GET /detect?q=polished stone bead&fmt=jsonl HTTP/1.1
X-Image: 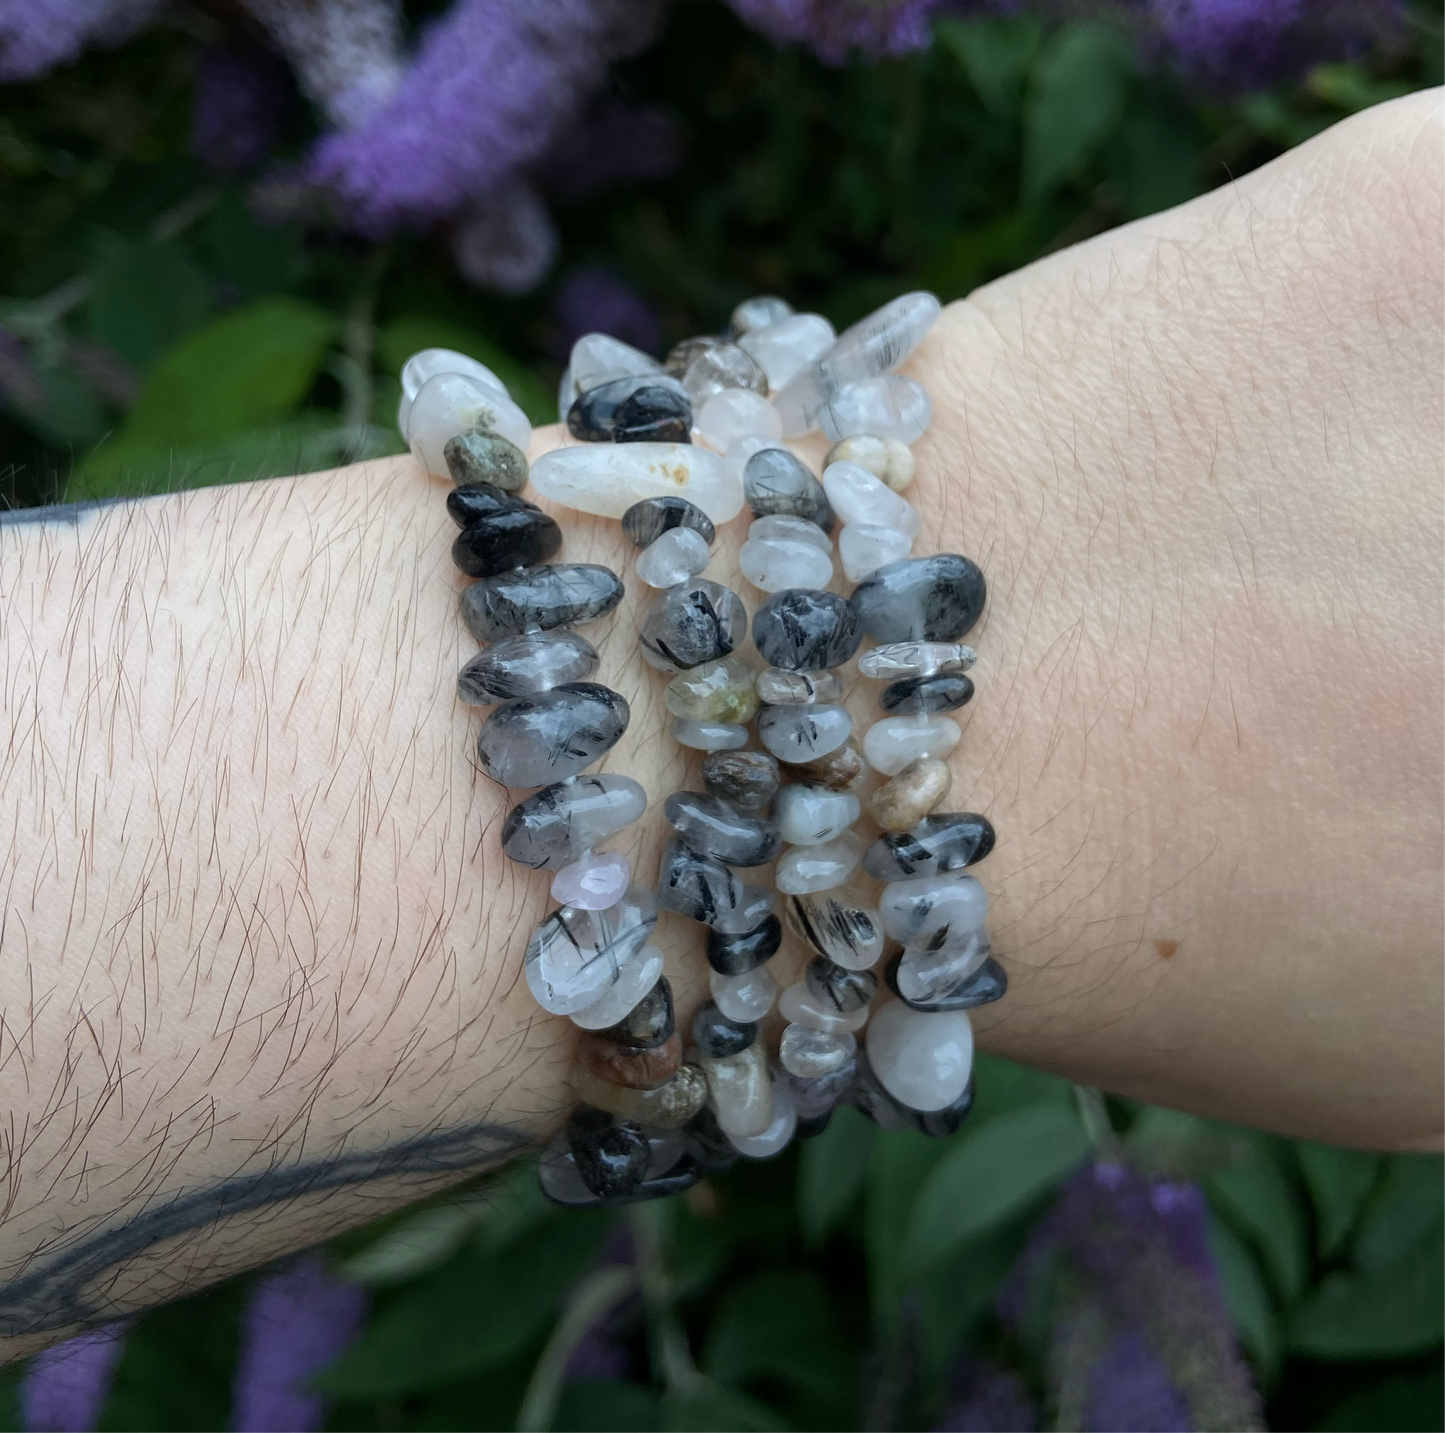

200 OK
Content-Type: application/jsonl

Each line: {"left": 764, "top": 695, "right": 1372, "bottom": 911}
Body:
{"left": 658, "top": 840, "right": 743, "bottom": 925}
{"left": 452, "top": 505, "right": 562, "bottom": 578}
{"left": 866, "top": 758, "right": 953, "bottom": 833}
{"left": 698, "top": 389, "right": 782, "bottom": 451}
{"left": 755, "top": 667, "right": 844, "bottom": 706}
{"left": 889, "top": 931, "right": 997, "bottom": 1010}
{"left": 867, "top": 1000, "right": 973, "bottom": 1112}
{"left": 566, "top": 1107, "right": 651, "bottom": 1198}
{"left": 700, "top": 750, "right": 780, "bottom": 812}
{"left": 785, "top": 885, "right": 884, "bottom": 970}
{"left": 775, "top": 830, "right": 866, "bottom": 894}
{"left": 848, "top": 1055, "right": 975, "bottom": 1137}
{"left": 501, "top": 774, "right": 646, "bottom": 869}
{"left": 664, "top": 791, "right": 780, "bottom": 866}
{"left": 880, "top": 673, "right": 974, "bottom": 715}
{"left": 851, "top": 554, "right": 987, "bottom": 643}
{"left": 539, "top": 1136, "right": 699, "bottom": 1207}
{"left": 639, "top": 578, "right": 747, "bottom": 672}
{"left": 838, "top": 523, "right": 913, "bottom": 581}
{"left": 692, "top": 1000, "right": 757, "bottom": 1058}
{"left": 477, "top": 683, "right": 629, "bottom": 787}
{"left": 780, "top": 739, "right": 869, "bottom": 791}
{"left": 888, "top": 950, "right": 1007, "bottom": 1012}
{"left": 749, "top": 514, "right": 833, "bottom": 553}
{"left": 572, "top": 1063, "right": 708, "bottom": 1129}
{"left": 879, "top": 873, "right": 988, "bottom": 947}
{"left": 857, "top": 640, "right": 977, "bottom": 681}
{"left": 806, "top": 955, "right": 878, "bottom": 1015}
{"left": 863, "top": 715, "right": 962, "bottom": 777}
{"left": 636, "top": 527, "right": 711, "bottom": 588}
{"left": 614, "top": 383, "right": 693, "bottom": 443}
{"left": 729, "top": 1078, "right": 797, "bottom": 1158}
{"left": 819, "top": 375, "right": 932, "bottom": 445}
{"left": 739, "top": 313, "right": 835, "bottom": 391}
{"left": 780, "top": 1062, "right": 858, "bottom": 1119}
{"left": 826, "top": 434, "right": 914, "bottom": 493}
{"left": 458, "top": 631, "right": 600, "bottom": 704}
{"left": 461, "top": 563, "right": 624, "bottom": 642}
{"left": 551, "top": 851, "right": 631, "bottom": 910}
{"left": 779, "top": 981, "right": 869, "bottom": 1036}
{"left": 711, "top": 883, "right": 776, "bottom": 935}
{"left": 621, "top": 495, "right": 716, "bottom": 548}
{"left": 739, "top": 535, "right": 834, "bottom": 592}
{"left": 677, "top": 340, "right": 769, "bottom": 408}
{"left": 585, "top": 971, "right": 674, "bottom": 1046}
{"left": 407, "top": 371, "right": 531, "bottom": 474}
{"left": 577, "top": 1031, "right": 682, "bottom": 1092}
{"left": 728, "top": 294, "right": 793, "bottom": 338}
{"left": 446, "top": 480, "right": 535, "bottom": 529}
{"left": 572, "top": 947, "right": 668, "bottom": 1033}
{"left": 701, "top": 1041, "right": 772, "bottom": 1138}
{"left": 864, "top": 813, "right": 996, "bottom": 881}
{"left": 664, "top": 657, "right": 759, "bottom": 724}
{"left": 776, "top": 784, "right": 860, "bottom": 846}
{"left": 758, "top": 703, "right": 853, "bottom": 763}
{"left": 672, "top": 718, "right": 749, "bottom": 751}
{"left": 444, "top": 430, "right": 529, "bottom": 492}
{"left": 401, "top": 347, "right": 508, "bottom": 412}
{"left": 780, "top": 1025, "right": 856, "bottom": 1079}
{"left": 705, "top": 914, "right": 783, "bottom": 975}
{"left": 665, "top": 335, "right": 723, "bottom": 377}
{"left": 753, "top": 591, "right": 860, "bottom": 673}
{"left": 710, "top": 963, "right": 779, "bottom": 1021}
{"left": 569, "top": 332, "right": 661, "bottom": 395}
{"left": 525, "top": 886, "right": 658, "bottom": 1015}
{"left": 531, "top": 443, "right": 743, "bottom": 523}
{"left": 822, "top": 461, "right": 920, "bottom": 537}
{"left": 743, "top": 448, "right": 835, "bottom": 531}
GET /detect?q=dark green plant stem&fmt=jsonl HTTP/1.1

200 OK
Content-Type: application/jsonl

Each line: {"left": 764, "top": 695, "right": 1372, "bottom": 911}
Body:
{"left": 630, "top": 1202, "right": 704, "bottom": 1397}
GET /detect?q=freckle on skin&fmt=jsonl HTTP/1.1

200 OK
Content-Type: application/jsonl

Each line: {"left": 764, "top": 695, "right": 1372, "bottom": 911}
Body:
{"left": 1154, "top": 939, "right": 1179, "bottom": 959}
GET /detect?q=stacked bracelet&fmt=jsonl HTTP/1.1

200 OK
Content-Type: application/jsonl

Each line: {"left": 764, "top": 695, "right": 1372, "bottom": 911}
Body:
{"left": 394, "top": 289, "right": 1007, "bottom": 1209}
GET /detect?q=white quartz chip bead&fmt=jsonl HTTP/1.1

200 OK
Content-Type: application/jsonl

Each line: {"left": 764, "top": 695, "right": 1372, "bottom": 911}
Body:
{"left": 569, "top": 332, "right": 662, "bottom": 395}
{"left": 839, "top": 523, "right": 913, "bottom": 581}
{"left": 858, "top": 641, "right": 977, "bottom": 680}
{"left": 820, "top": 375, "right": 933, "bottom": 445}
{"left": 398, "top": 347, "right": 509, "bottom": 430}
{"left": 749, "top": 514, "right": 833, "bottom": 553}
{"left": 729, "top": 1077, "right": 797, "bottom": 1158}
{"left": 867, "top": 1000, "right": 974, "bottom": 1112}
{"left": 880, "top": 873, "right": 988, "bottom": 946}
{"left": 863, "top": 714, "right": 962, "bottom": 776}
{"left": 758, "top": 703, "right": 852, "bottom": 763}
{"left": 406, "top": 372, "right": 532, "bottom": 475}
{"left": 739, "top": 313, "right": 836, "bottom": 391}
{"left": 821, "top": 292, "right": 942, "bottom": 388}
{"left": 636, "top": 527, "right": 711, "bottom": 587}
{"left": 724, "top": 433, "right": 789, "bottom": 486}
{"left": 551, "top": 851, "right": 631, "bottom": 910}
{"left": 739, "top": 535, "right": 834, "bottom": 593}
{"left": 822, "top": 461, "right": 920, "bottom": 536}
{"left": 780, "top": 1025, "right": 856, "bottom": 1078}
{"left": 697, "top": 389, "right": 783, "bottom": 451}
{"left": 568, "top": 944, "right": 666, "bottom": 1030}
{"left": 776, "top": 784, "right": 860, "bottom": 846}
{"left": 672, "top": 718, "right": 749, "bottom": 751}
{"left": 775, "top": 830, "right": 866, "bottom": 894}
{"left": 530, "top": 442, "right": 744, "bottom": 523}
{"left": 779, "top": 981, "right": 870, "bottom": 1036}
{"left": 710, "top": 964, "right": 779, "bottom": 1022}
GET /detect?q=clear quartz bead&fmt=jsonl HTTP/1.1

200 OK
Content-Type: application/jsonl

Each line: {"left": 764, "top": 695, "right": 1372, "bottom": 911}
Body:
{"left": 822, "top": 293, "right": 941, "bottom": 387}
{"left": 755, "top": 667, "right": 844, "bottom": 706}
{"left": 839, "top": 523, "right": 913, "bottom": 581}
{"left": 879, "top": 873, "right": 988, "bottom": 946}
{"left": 897, "top": 928, "right": 992, "bottom": 1002}
{"left": 570, "top": 332, "right": 662, "bottom": 394}
{"left": 730, "top": 295, "right": 793, "bottom": 337}
{"left": 672, "top": 718, "right": 749, "bottom": 751}
{"left": 636, "top": 527, "right": 712, "bottom": 587}
{"left": 862, "top": 714, "right": 962, "bottom": 776}
{"left": 697, "top": 389, "right": 783, "bottom": 451}
{"left": 749, "top": 515, "right": 833, "bottom": 553}
{"left": 857, "top": 641, "right": 977, "bottom": 680}
{"left": 775, "top": 830, "right": 866, "bottom": 894}
{"left": 780, "top": 1025, "right": 856, "bottom": 1079}
{"left": 778, "top": 981, "right": 869, "bottom": 1036}
{"left": 502, "top": 775, "right": 647, "bottom": 870}
{"left": 757, "top": 704, "right": 852, "bottom": 762}
{"left": 826, "top": 434, "right": 915, "bottom": 493}
{"left": 530, "top": 443, "right": 743, "bottom": 523}
{"left": 525, "top": 886, "right": 658, "bottom": 1015}
{"left": 739, "top": 313, "right": 836, "bottom": 391}
{"left": 406, "top": 372, "right": 531, "bottom": 474}
{"left": 819, "top": 375, "right": 932, "bottom": 445}
{"left": 550, "top": 851, "right": 631, "bottom": 910}
{"left": 724, "top": 433, "right": 789, "bottom": 487}
{"left": 822, "top": 461, "right": 920, "bottom": 536}
{"left": 399, "top": 348, "right": 508, "bottom": 429}
{"left": 784, "top": 885, "right": 885, "bottom": 970}
{"left": 728, "top": 1077, "right": 797, "bottom": 1158}
{"left": 775, "top": 784, "right": 860, "bottom": 846}
{"left": 664, "top": 657, "right": 759, "bottom": 725}
{"left": 569, "top": 945, "right": 666, "bottom": 1030}
{"left": 681, "top": 341, "right": 768, "bottom": 407}
{"left": 710, "top": 964, "right": 780, "bottom": 1022}
{"left": 867, "top": 1000, "right": 974, "bottom": 1112}
{"left": 701, "top": 1041, "right": 772, "bottom": 1137}
{"left": 739, "top": 536, "right": 834, "bottom": 593}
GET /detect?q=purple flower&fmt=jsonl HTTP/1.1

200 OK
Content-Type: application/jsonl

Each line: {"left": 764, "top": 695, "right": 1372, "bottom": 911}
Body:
{"left": 933, "top": 1357, "right": 1036, "bottom": 1431}
{"left": 0, "top": 0, "right": 161, "bottom": 82}
{"left": 192, "top": 42, "right": 290, "bottom": 175}
{"left": 538, "top": 99, "right": 684, "bottom": 203}
{"left": 1081, "top": 1331, "right": 1193, "bottom": 1433}
{"left": 723, "top": 0, "right": 949, "bottom": 63}
{"left": 550, "top": 267, "right": 661, "bottom": 360}
{"left": 21, "top": 1323, "right": 127, "bottom": 1433}
{"left": 231, "top": 1255, "right": 367, "bottom": 1433}
{"left": 451, "top": 182, "right": 558, "bottom": 295}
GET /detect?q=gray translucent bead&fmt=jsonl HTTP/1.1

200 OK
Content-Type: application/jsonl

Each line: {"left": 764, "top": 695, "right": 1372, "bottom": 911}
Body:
{"left": 755, "top": 667, "right": 844, "bottom": 707}
{"left": 785, "top": 884, "right": 885, "bottom": 970}
{"left": 700, "top": 750, "right": 780, "bottom": 812}
{"left": 621, "top": 496, "right": 716, "bottom": 548}
{"left": 857, "top": 641, "right": 977, "bottom": 681}
{"left": 806, "top": 956, "right": 878, "bottom": 1015}
{"left": 501, "top": 775, "right": 647, "bottom": 870}
{"left": 752, "top": 589, "right": 861, "bottom": 671}
{"left": 681, "top": 341, "right": 769, "bottom": 407}
{"left": 775, "top": 830, "right": 866, "bottom": 895}
{"left": 775, "top": 783, "right": 860, "bottom": 845}
{"left": 639, "top": 578, "right": 748, "bottom": 672}
{"left": 569, "top": 332, "right": 662, "bottom": 396}
{"left": 524, "top": 885, "right": 659, "bottom": 1015}
{"left": 729, "top": 295, "right": 793, "bottom": 338}
{"left": 780, "top": 1025, "right": 856, "bottom": 1079}
{"left": 461, "top": 563, "right": 625, "bottom": 642}
{"left": 850, "top": 554, "right": 986, "bottom": 644}
{"left": 664, "top": 792, "right": 781, "bottom": 867}
{"left": 818, "top": 375, "right": 933, "bottom": 445}
{"left": 821, "top": 292, "right": 941, "bottom": 388}
{"left": 657, "top": 839, "right": 744, "bottom": 925}
{"left": 779, "top": 1061, "right": 857, "bottom": 1119}
{"left": 749, "top": 515, "right": 833, "bottom": 553}
{"left": 711, "top": 883, "right": 776, "bottom": 935}
{"left": 757, "top": 703, "right": 853, "bottom": 763}
{"left": 637, "top": 527, "right": 711, "bottom": 588}
{"left": 743, "top": 449, "right": 835, "bottom": 531}
{"left": 895, "top": 929, "right": 992, "bottom": 1007}
{"left": 672, "top": 718, "right": 749, "bottom": 751}
{"left": 879, "top": 873, "right": 988, "bottom": 948}
{"left": 457, "top": 631, "right": 599, "bottom": 703}
{"left": 864, "top": 813, "right": 996, "bottom": 881}
{"left": 476, "top": 683, "right": 629, "bottom": 787}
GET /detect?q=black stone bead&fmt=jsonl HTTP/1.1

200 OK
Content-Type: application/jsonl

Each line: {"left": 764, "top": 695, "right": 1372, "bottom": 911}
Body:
{"left": 879, "top": 673, "right": 976, "bottom": 716}
{"left": 540, "top": 1143, "right": 700, "bottom": 1207}
{"left": 795, "top": 1110, "right": 833, "bottom": 1141}
{"left": 805, "top": 956, "right": 877, "bottom": 1015}
{"left": 621, "top": 496, "right": 716, "bottom": 549}
{"left": 752, "top": 589, "right": 862, "bottom": 672}
{"left": 743, "top": 448, "right": 835, "bottom": 532}
{"left": 595, "top": 975, "right": 675, "bottom": 1049}
{"left": 657, "top": 840, "right": 743, "bottom": 925}
{"left": 664, "top": 791, "right": 780, "bottom": 867}
{"left": 884, "top": 954, "right": 1008, "bottom": 1012}
{"left": 568, "top": 376, "right": 688, "bottom": 441}
{"left": 447, "top": 481, "right": 538, "bottom": 528}
{"left": 444, "top": 429, "right": 528, "bottom": 492}
{"left": 639, "top": 579, "right": 747, "bottom": 672}
{"left": 566, "top": 1106, "right": 650, "bottom": 1199}
{"left": 705, "top": 915, "right": 782, "bottom": 975}
{"left": 460, "top": 563, "right": 625, "bottom": 642}
{"left": 683, "top": 1107, "right": 738, "bottom": 1175}
{"left": 451, "top": 506, "right": 561, "bottom": 578}
{"left": 863, "top": 813, "right": 996, "bottom": 882}
{"left": 850, "top": 553, "right": 987, "bottom": 644}
{"left": 700, "top": 750, "right": 780, "bottom": 813}
{"left": 613, "top": 384, "right": 692, "bottom": 443}
{"left": 691, "top": 1000, "right": 757, "bottom": 1058}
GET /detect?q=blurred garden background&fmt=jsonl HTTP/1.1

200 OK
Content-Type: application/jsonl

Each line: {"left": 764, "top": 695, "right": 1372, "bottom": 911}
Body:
{"left": 0, "top": 0, "right": 1442, "bottom": 1429}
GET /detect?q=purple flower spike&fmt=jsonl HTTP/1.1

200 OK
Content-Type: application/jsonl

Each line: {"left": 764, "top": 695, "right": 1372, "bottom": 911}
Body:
{"left": 0, "top": 0, "right": 162, "bottom": 82}
{"left": 1082, "top": 1331, "right": 1193, "bottom": 1432}
{"left": 231, "top": 1255, "right": 367, "bottom": 1433}
{"left": 724, "top": 0, "right": 949, "bottom": 63}
{"left": 21, "top": 1322, "right": 127, "bottom": 1433}
{"left": 933, "top": 1356, "right": 1037, "bottom": 1431}
{"left": 551, "top": 267, "right": 661, "bottom": 361}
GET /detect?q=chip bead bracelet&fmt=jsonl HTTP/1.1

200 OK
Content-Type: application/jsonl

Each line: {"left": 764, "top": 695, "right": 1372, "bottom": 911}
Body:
{"left": 394, "top": 291, "right": 1008, "bottom": 1208}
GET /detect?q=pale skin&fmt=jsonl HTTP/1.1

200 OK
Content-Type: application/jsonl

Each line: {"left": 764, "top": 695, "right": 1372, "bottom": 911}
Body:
{"left": 0, "top": 92, "right": 1439, "bottom": 1358}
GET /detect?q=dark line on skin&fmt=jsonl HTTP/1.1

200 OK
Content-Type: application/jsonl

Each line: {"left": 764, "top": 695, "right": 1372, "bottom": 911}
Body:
{"left": 0, "top": 1117, "right": 526, "bottom": 1336}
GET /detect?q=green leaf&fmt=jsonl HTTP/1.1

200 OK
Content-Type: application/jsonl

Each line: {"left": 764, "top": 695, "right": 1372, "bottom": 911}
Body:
{"left": 662, "top": 1382, "right": 791, "bottom": 1432}
{"left": 1206, "top": 1213, "right": 1279, "bottom": 1377}
{"left": 86, "top": 235, "right": 211, "bottom": 371}
{"left": 799, "top": 1103, "right": 875, "bottom": 1245}
{"left": 1022, "top": 22, "right": 1134, "bottom": 202}
{"left": 555, "top": 1380, "right": 663, "bottom": 1432}
{"left": 702, "top": 1269, "right": 855, "bottom": 1404}
{"left": 337, "top": 1200, "right": 487, "bottom": 1286}
{"left": 377, "top": 316, "right": 554, "bottom": 426}
{"left": 1207, "top": 1137, "right": 1310, "bottom": 1307}
{"left": 1315, "top": 1367, "right": 1445, "bottom": 1433}
{"left": 914, "top": 1222, "right": 1028, "bottom": 1381}
{"left": 902, "top": 1103, "right": 1091, "bottom": 1275}
{"left": 1111, "top": 102, "right": 1205, "bottom": 220}
{"left": 1352, "top": 1154, "right": 1444, "bottom": 1272}
{"left": 937, "top": 16, "right": 1044, "bottom": 121}
{"left": 866, "top": 1128, "right": 953, "bottom": 1323}
{"left": 970, "top": 1053, "right": 1074, "bottom": 1122}
{"left": 1295, "top": 1141, "right": 1381, "bottom": 1260}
